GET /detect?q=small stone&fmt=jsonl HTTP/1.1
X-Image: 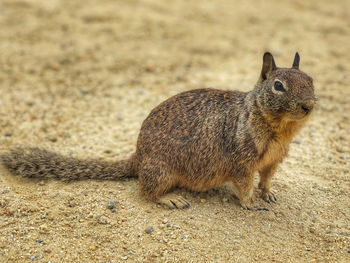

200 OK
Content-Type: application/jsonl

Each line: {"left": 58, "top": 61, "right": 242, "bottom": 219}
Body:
{"left": 98, "top": 216, "right": 108, "bottom": 224}
{"left": 39, "top": 224, "right": 48, "bottom": 233}
{"left": 89, "top": 244, "right": 97, "bottom": 250}
{"left": 145, "top": 226, "right": 153, "bottom": 234}
{"left": 162, "top": 218, "right": 169, "bottom": 224}
{"left": 122, "top": 256, "right": 128, "bottom": 260}
{"left": 336, "top": 64, "right": 345, "bottom": 71}
{"left": 47, "top": 137, "right": 57, "bottom": 143}
{"left": 222, "top": 198, "right": 228, "bottom": 202}
{"left": 309, "top": 227, "right": 315, "bottom": 234}
{"left": 200, "top": 198, "right": 206, "bottom": 203}
{"left": 107, "top": 200, "right": 117, "bottom": 210}
{"left": 145, "top": 65, "right": 155, "bottom": 72}
{"left": 4, "top": 133, "right": 12, "bottom": 137}
{"left": 35, "top": 238, "right": 46, "bottom": 243}
{"left": 2, "top": 188, "right": 10, "bottom": 194}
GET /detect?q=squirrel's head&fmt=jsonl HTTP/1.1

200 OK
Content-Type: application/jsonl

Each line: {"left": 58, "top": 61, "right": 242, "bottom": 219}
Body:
{"left": 255, "top": 52, "right": 316, "bottom": 121}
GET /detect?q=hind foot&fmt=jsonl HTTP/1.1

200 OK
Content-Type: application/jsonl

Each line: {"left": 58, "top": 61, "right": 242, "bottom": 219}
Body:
{"left": 261, "top": 191, "right": 277, "bottom": 203}
{"left": 158, "top": 194, "right": 190, "bottom": 209}
{"left": 239, "top": 196, "right": 254, "bottom": 210}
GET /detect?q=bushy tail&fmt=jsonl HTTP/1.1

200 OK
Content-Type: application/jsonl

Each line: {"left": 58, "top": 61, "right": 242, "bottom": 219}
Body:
{"left": 0, "top": 147, "right": 136, "bottom": 181}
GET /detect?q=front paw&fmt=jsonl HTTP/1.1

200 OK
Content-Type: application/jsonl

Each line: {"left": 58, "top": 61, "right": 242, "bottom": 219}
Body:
{"left": 261, "top": 191, "right": 277, "bottom": 203}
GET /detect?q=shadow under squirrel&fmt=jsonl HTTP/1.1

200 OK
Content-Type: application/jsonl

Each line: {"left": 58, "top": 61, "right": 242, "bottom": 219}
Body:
{"left": 1, "top": 52, "right": 316, "bottom": 210}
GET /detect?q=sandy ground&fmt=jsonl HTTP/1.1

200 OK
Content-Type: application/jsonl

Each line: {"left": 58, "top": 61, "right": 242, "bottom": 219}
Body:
{"left": 0, "top": 0, "right": 349, "bottom": 262}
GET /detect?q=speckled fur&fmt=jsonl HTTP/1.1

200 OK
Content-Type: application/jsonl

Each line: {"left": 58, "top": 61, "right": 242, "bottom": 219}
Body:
{"left": 0, "top": 52, "right": 315, "bottom": 209}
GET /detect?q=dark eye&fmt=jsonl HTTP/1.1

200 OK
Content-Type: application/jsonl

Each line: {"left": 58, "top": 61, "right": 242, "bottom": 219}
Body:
{"left": 274, "top": 81, "right": 285, "bottom": 92}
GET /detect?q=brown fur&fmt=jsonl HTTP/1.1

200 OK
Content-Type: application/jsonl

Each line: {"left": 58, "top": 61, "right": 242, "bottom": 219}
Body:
{"left": 0, "top": 52, "right": 315, "bottom": 209}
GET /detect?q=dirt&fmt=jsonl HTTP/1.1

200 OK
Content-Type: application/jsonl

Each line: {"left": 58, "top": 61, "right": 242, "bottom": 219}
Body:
{"left": 0, "top": 0, "right": 349, "bottom": 262}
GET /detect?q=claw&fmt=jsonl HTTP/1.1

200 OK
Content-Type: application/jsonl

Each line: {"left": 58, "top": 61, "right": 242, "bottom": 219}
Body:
{"left": 158, "top": 194, "right": 190, "bottom": 209}
{"left": 241, "top": 204, "right": 269, "bottom": 211}
{"left": 255, "top": 207, "right": 269, "bottom": 211}
{"left": 261, "top": 192, "right": 277, "bottom": 203}
{"left": 240, "top": 203, "right": 253, "bottom": 210}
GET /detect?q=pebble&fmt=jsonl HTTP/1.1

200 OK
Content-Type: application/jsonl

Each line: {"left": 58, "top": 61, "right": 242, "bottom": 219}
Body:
{"left": 80, "top": 90, "right": 89, "bottom": 95}
{"left": 35, "top": 238, "right": 46, "bottom": 243}
{"left": 162, "top": 218, "right": 169, "bottom": 224}
{"left": 47, "top": 136, "right": 57, "bottom": 143}
{"left": 107, "top": 200, "right": 117, "bottom": 211}
{"left": 2, "top": 188, "right": 10, "bottom": 194}
{"left": 200, "top": 198, "right": 206, "bottom": 203}
{"left": 98, "top": 216, "right": 108, "bottom": 224}
{"left": 89, "top": 244, "right": 97, "bottom": 250}
{"left": 39, "top": 224, "right": 48, "bottom": 233}
{"left": 145, "top": 226, "right": 153, "bottom": 234}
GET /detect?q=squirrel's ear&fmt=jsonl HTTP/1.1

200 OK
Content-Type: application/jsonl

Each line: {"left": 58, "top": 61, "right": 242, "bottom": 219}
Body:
{"left": 259, "top": 52, "right": 276, "bottom": 83}
{"left": 292, "top": 52, "right": 300, "bottom": 69}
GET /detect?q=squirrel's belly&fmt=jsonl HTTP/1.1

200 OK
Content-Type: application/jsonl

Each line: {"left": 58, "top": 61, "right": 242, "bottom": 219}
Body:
{"left": 176, "top": 173, "right": 229, "bottom": 192}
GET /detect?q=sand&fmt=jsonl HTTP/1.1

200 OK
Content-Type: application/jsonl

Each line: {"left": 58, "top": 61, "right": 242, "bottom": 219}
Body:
{"left": 0, "top": 0, "right": 349, "bottom": 262}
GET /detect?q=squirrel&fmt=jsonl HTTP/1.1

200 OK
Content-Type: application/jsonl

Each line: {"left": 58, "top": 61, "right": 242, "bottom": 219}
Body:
{"left": 0, "top": 52, "right": 315, "bottom": 210}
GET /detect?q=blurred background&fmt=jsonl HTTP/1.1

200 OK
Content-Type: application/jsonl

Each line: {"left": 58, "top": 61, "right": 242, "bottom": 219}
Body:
{"left": 0, "top": 0, "right": 349, "bottom": 262}
{"left": 0, "top": 0, "right": 349, "bottom": 153}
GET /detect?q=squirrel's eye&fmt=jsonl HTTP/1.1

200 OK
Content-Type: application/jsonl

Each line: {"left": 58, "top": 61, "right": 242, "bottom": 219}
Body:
{"left": 274, "top": 81, "right": 285, "bottom": 92}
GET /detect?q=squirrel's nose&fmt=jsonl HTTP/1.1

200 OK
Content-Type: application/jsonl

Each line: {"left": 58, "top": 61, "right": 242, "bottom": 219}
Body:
{"left": 300, "top": 99, "right": 315, "bottom": 113}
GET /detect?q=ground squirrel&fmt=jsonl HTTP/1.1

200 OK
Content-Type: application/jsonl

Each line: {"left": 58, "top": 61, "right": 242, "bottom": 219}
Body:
{"left": 1, "top": 52, "right": 315, "bottom": 210}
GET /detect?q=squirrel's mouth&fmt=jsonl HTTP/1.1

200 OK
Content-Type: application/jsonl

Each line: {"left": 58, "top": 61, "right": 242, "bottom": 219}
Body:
{"left": 286, "top": 110, "right": 313, "bottom": 121}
